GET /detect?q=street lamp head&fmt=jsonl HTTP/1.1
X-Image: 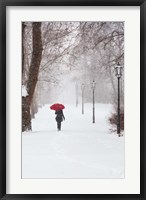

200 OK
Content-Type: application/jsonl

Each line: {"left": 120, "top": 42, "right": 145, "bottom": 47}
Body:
{"left": 91, "top": 79, "right": 96, "bottom": 89}
{"left": 115, "top": 62, "right": 123, "bottom": 78}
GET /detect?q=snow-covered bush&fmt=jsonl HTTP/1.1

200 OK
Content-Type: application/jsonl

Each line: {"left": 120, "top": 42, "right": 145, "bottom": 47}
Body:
{"left": 109, "top": 109, "right": 124, "bottom": 133}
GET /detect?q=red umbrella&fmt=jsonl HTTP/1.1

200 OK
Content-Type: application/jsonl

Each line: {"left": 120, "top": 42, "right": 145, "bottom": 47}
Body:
{"left": 50, "top": 103, "right": 65, "bottom": 111}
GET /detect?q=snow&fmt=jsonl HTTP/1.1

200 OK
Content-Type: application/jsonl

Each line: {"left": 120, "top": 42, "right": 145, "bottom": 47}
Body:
{"left": 22, "top": 103, "right": 124, "bottom": 179}
{"left": 22, "top": 85, "right": 28, "bottom": 97}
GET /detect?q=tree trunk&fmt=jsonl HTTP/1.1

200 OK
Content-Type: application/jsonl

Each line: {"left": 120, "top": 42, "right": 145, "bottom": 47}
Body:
{"left": 31, "top": 88, "right": 39, "bottom": 119}
{"left": 22, "top": 22, "right": 42, "bottom": 132}
{"left": 22, "top": 22, "right": 26, "bottom": 76}
{"left": 22, "top": 96, "right": 32, "bottom": 131}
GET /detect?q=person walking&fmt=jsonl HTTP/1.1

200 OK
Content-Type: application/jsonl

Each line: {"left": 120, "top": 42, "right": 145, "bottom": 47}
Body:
{"left": 55, "top": 110, "right": 65, "bottom": 131}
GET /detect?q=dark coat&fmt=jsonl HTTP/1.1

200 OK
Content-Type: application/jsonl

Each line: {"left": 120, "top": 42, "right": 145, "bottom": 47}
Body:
{"left": 55, "top": 110, "right": 65, "bottom": 122}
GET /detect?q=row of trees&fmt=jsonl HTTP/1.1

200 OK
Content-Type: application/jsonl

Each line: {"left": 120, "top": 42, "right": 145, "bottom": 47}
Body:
{"left": 22, "top": 21, "right": 124, "bottom": 132}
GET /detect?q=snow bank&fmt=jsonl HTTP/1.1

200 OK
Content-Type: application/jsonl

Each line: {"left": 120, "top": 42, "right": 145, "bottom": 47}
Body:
{"left": 22, "top": 85, "right": 28, "bottom": 97}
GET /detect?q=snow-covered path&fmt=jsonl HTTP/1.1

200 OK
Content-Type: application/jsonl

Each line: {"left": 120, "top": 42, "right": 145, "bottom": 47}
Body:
{"left": 22, "top": 103, "right": 124, "bottom": 179}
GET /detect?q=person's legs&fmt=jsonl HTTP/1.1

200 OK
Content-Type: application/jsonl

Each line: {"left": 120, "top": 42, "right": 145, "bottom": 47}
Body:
{"left": 59, "top": 122, "right": 61, "bottom": 130}
{"left": 57, "top": 122, "right": 59, "bottom": 130}
{"left": 57, "top": 122, "right": 61, "bottom": 130}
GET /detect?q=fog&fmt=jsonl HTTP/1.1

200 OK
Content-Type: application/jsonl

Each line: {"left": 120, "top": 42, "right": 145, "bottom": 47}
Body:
{"left": 23, "top": 21, "right": 124, "bottom": 108}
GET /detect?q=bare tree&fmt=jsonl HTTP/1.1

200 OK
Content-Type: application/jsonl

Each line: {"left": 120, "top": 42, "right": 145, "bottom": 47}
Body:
{"left": 22, "top": 22, "right": 43, "bottom": 132}
{"left": 69, "top": 22, "right": 124, "bottom": 104}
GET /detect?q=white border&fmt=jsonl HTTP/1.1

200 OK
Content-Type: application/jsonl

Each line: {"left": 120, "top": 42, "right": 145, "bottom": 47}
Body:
{"left": 6, "top": 6, "right": 140, "bottom": 194}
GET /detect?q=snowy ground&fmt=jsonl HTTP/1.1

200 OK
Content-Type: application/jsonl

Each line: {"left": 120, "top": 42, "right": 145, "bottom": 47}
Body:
{"left": 22, "top": 103, "right": 124, "bottom": 179}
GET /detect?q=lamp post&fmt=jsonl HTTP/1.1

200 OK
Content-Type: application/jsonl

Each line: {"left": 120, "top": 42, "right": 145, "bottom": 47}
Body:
{"left": 81, "top": 83, "right": 85, "bottom": 114}
{"left": 115, "top": 62, "right": 123, "bottom": 136}
{"left": 91, "top": 80, "right": 96, "bottom": 123}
